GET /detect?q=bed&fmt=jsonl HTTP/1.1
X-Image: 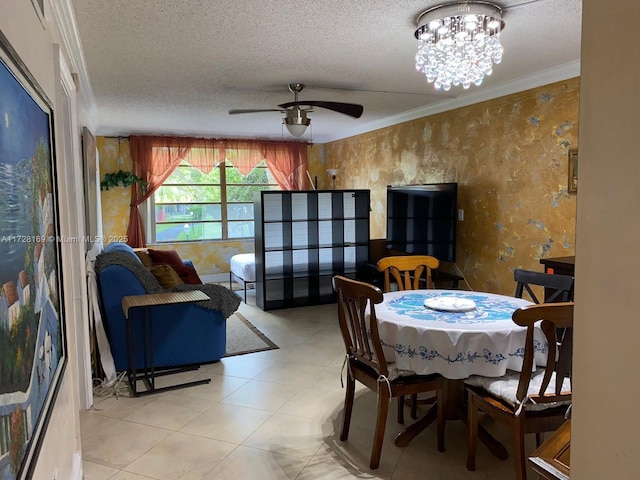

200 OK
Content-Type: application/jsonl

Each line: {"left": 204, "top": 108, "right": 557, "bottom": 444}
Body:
{"left": 230, "top": 253, "right": 256, "bottom": 302}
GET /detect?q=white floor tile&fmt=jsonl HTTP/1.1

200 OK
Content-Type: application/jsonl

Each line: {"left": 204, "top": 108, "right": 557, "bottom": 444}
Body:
{"left": 180, "top": 402, "right": 273, "bottom": 444}
{"left": 123, "top": 431, "right": 235, "bottom": 480}
{"left": 201, "top": 445, "right": 308, "bottom": 480}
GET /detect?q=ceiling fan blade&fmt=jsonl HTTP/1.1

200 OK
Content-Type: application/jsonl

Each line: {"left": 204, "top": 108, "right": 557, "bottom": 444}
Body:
{"left": 228, "top": 108, "right": 284, "bottom": 115}
{"left": 278, "top": 101, "right": 364, "bottom": 118}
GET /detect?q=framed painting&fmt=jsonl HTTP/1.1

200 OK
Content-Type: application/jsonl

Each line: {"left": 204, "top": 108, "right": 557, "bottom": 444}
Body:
{"left": 568, "top": 149, "right": 578, "bottom": 194}
{"left": 0, "top": 31, "right": 67, "bottom": 479}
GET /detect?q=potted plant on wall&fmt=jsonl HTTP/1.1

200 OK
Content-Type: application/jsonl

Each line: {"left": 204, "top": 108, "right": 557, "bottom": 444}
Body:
{"left": 100, "top": 170, "right": 148, "bottom": 192}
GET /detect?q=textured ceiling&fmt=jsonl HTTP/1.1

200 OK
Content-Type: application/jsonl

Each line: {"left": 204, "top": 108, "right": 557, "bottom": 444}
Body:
{"left": 71, "top": 0, "right": 582, "bottom": 143}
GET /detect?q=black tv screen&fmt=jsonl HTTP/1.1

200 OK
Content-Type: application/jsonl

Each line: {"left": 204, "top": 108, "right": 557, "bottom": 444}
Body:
{"left": 386, "top": 183, "right": 458, "bottom": 263}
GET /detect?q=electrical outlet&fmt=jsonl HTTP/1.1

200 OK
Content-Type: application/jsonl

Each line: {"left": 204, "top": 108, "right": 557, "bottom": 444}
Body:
{"left": 457, "top": 209, "right": 464, "bottom": 221}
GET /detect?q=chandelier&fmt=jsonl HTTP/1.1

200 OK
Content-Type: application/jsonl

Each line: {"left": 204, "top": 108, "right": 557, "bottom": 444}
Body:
{"left": 414, "top": 1, "right": 505, "bottom": 91}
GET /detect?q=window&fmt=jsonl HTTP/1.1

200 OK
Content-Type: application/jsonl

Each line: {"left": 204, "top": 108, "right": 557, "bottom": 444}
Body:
{"left": 151, "top": 159, "right": 279, "bottom": 242}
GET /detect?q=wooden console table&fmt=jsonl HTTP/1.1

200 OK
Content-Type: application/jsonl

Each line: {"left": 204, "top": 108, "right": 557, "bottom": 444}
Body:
{"left": 529, "top": 419, "right": 571, "bottom": 480}
{"left": 122, "top": 290, "right": 211, "bottom": 396}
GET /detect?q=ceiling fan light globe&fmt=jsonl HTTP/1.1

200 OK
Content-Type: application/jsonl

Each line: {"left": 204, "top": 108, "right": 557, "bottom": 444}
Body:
{"left": 283, "top": 109, "right": 311, "bottom": 137}
{"left": 285, "top": 123, "right": 308, "bottom": 137}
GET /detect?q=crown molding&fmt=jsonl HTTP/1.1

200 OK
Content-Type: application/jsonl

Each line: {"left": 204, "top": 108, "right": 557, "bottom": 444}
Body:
{"left": 316, "top": 60, "right": 581, "bottom": 144}
{"left": 49, "top": 0, "right": 99, "bottom": 129}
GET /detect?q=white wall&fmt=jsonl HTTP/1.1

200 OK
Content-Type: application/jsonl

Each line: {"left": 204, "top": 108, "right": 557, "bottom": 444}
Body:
{"left": 0, "top": 1, "right": 90, "bottom": 479}
{"left": 572, "top": 0, "right": 640, "bottom": 477}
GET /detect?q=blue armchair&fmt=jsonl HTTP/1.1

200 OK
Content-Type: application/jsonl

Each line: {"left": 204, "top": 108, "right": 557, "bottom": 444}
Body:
{"left": 95, "top": 243, "right": 235, "bottom": 372}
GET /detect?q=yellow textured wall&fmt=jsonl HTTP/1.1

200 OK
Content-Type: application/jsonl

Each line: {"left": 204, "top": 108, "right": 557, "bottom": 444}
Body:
{"left": 319, "top": 78, "right": 579, "bottom": 295}
{"left": 97, "top": 137, "right": 253, "bottom": 275}
{"left": 97, "top": 137, "right": 131, "bottom": 242}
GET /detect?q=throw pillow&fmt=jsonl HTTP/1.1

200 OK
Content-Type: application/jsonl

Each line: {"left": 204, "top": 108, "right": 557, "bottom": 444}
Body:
{"left": 134, "top": 249, "right": 153, "bottom": 267}
{"left": 148, "top": 248, "right": 183, "bottom": 266}
{"left": 172, "top": 264, "right": 203, "bottom": 285}
{"left": 147, "top": 264, "right": 185, "bottom": 289}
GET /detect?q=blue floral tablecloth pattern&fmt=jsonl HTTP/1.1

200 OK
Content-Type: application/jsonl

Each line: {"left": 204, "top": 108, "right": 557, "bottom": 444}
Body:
{"left": 385, "top": 291, "right": 529, "bottom": 324}
{"left": 376, "top": 290, "right": 547, "bottom": 378}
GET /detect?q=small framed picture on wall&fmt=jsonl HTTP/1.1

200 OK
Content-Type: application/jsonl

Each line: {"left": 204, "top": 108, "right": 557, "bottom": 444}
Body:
{"left": 568, "top": 149, "right": 578, "bottom": 194}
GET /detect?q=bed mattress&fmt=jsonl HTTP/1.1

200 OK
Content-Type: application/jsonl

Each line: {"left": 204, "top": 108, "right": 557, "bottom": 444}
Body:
{"left": 230, "top": 253, "right": 256, "bottom": 282}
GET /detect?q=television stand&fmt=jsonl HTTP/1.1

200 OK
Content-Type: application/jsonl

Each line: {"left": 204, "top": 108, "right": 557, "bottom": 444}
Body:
{"left": 432, "top": 270, "right": 462, "bottom": 289}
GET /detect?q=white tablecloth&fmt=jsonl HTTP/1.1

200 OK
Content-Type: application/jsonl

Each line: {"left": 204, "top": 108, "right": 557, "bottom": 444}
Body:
{"left": 375, "top": 290, "right": 547, "bottom": 380}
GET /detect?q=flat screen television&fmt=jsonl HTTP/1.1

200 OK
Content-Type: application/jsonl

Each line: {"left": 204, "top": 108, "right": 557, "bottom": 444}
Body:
{"left": 386, "top": 183, "right": 458, "bottom": 263}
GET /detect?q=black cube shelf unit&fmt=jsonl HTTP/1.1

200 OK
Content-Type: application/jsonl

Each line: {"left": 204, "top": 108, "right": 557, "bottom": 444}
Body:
{"left": 254, "top": 189, "right": 371, "bottom": 310}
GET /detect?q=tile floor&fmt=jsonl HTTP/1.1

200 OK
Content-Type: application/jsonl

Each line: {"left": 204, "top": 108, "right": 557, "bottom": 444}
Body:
{"left": 81, "top": 291, "right": 537, "bottom": 480}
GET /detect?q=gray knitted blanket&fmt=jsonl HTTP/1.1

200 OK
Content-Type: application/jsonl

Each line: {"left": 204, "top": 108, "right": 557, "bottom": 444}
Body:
{"left": 95, "top": 251, "right": 241, "bottom": 318}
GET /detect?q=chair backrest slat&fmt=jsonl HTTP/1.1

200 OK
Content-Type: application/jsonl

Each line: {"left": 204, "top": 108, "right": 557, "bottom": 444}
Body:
{"left": 377, "top": 255, "right": 440, "bottom": 292}
{"left": 514, "top": 268, "right": 574, "bottom": 304}
{"left": 512, "top": 302, "right": 574, "bottom": 405}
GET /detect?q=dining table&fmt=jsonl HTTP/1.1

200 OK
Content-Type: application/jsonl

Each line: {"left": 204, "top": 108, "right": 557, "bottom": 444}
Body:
{"left": 371, "top": 289, "right": 547, "bottom": 458}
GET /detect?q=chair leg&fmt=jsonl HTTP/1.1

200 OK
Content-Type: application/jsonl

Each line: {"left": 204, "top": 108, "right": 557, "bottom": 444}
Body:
{"left": 513, "top": 416, "right": 528, "bottom": 480}
{"left": 340, "top": 374, "right": 356, "bottom": 441}
{"left": 397, "top": 396, "right": 405, "bottom": 424}
{"left": 535, "top": 432, "right": 542, "bottom": 447}
{"left": 436, "top": 387, "right": 445, "bottom": 453}
{"left": 370, "top": 385, "right": 390, "bottom": 469}
{"left": 411, "top": 394, "right": 418, "bottom": 419}
{"left": 466, "top": 394, "right": 478, "bottom": 471}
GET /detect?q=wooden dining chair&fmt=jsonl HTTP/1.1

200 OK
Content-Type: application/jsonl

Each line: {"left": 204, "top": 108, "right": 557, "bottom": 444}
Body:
{"left": 377, "top": 255, "right": 440, "bottom": 292}
{"left": 332, "top": 275, "right": 445, "bottom": 469}
{"left": 514, "top": 268, "right": 574, "bottom": 303}
{"left": 377, "top": 254, "right": 440, "bottom": 419}
{"left": 465, "top": 302, "right": 574, "bottom": 480}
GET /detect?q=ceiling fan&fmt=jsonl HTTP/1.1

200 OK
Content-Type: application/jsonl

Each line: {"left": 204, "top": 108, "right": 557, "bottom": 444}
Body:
{"left": 228, "top": 83, "right": 364, "bottom": 137}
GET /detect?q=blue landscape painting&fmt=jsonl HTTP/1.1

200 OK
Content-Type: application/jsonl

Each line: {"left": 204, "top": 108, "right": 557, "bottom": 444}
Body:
{"left": 0, "top": 48, "right": 64, "bottom": 480}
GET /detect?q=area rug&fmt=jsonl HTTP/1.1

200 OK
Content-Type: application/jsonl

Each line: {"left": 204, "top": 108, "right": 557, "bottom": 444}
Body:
{"left": 214, "top": 280, "right": 245, "bottom": 292}
{"left": 225, "top": 312, "right": 278, "bottom": 357}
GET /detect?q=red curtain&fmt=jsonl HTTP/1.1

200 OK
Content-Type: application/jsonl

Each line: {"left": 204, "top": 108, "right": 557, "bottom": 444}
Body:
{"left": 126, "top": 135, "right": 308, "bottom": 247}
{"left": 126, "top": 136, "right": 191, "bottom": 247}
